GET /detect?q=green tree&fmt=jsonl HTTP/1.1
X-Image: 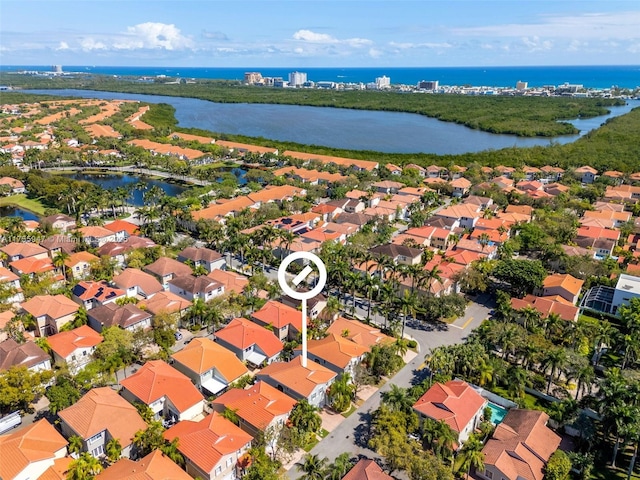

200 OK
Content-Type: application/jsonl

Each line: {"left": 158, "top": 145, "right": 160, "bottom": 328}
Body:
{"left": 493, "top": 258, "right": 547, "bottom": 297}
{"left": 45, "top": 374, "right": 81, "bottom": 414}
{"left": 296, "top": 453, "right": 328, "bottom": 480}
{"left": 105, "top": 437, "right": 122, "bottom": 464}
{"left": 458, "top": 434, "right": 485, "bottom": 477}
{"left": 289, "top": 399, "right": 321, "bottom": 435}
{"left": 0, "top": 365, "right": 52, "bottom": 414}
{"left": 544, "top": 450, "right": 572, "bottom": 480}
{"left": 67, "top": 452, "right": 103, "bottom": 480}
{"left": 68, "top": 434, "right": 84, "bottom": 456}
{"left": 328, "top": 373, "right": 356, "bottom": 413}
{"left": 132, "top": 420, "right": 166, "bottom": 457}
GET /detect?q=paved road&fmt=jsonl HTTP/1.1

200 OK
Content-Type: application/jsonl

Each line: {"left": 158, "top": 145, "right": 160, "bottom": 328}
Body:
{"left": 286, "top": 297, "right": 489, "bottom": 478}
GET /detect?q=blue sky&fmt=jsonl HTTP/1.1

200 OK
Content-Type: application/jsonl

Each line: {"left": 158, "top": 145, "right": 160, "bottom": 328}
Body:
{"left": 1, "top": 1, "right": 639, "bottom": 67}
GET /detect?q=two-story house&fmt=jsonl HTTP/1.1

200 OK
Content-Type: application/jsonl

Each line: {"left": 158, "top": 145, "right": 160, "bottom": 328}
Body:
{"left": 177, "top": 247, "right": 226, "bottom": 273}
{"left": 71, "top": 281, "right": 126, "bottom": 310}
{"left": 64, "top": 251, "right": 99, "bottom": 280}
{"left": 168, "top": 274, "right": 224, "bottom": 303}
{"left": 0, "top": 339, "right": 51, "bottom": 373}
{"left": 87, "top": 303, "right": 152, "bottom": 333}
{"left": 295, "top": 333, "right": 369, "bottom": 377}
{"left": 112, "top": 268, "right": 163, "bottom": 299}
{"left": 369, "top": 243, "right": 423, "bottom": 266}
{"left": 47, "top": 325, "right": 103, "bottom": 373}
{"left": 95, "top": 450, "right": 191, "bottom": 480}
{"left": 250, "top": 300, "right": 305, "bottom": 342}
{"left": 20, "top": 294, "right": 79, "bottom": 337}
{"left": 77, "top": 226, "right": 117, "bottom": 248}
{"left": 214, "top": 317, "right": 284, "bottom": 366}
{"left": 143, "top": 257, "right": 193, "bottom": 290}
{"left": 0, "top": 266, "right": 24, "bottom": 303}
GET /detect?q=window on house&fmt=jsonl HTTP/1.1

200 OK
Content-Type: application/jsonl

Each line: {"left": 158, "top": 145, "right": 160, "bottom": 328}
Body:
{"left": 485, "top": 471, "right": 493, "bottom": 479}
{"left": 227, "top": 457, "right": 233, "bottom": 466}
{"left": 215, "top": 466, "right": 222, "bottom": 475}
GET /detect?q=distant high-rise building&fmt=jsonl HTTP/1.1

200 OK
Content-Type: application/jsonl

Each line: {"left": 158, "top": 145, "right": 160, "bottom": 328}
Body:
{"left": 52, "top": 65, "right": 63, "bottom": 74}
{"left": 516, "top": 80, "right": 528, "bottom": 91}
{"left": 288, "top": 71, "right": 307, "bottom": 87}
{"left": 418, "top": 80, "right": 439, "bottom": 90}
{"left": 244, "top": 72, "right": 263, "bottom": 85}
{"left": 375, "top": 75, "right": 391, "bottom": 89}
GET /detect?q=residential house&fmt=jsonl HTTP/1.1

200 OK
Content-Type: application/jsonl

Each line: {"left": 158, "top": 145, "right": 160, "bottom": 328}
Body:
{"left": 385, "top": 163, "right": 403, "bottom": 175}
{"left": 0, "top": 339, "right": 51, "bottom": 372}
{"left": 256, "top": 357, "right": 337, "bottom": 408}
{"left": 207, "top": 269, "right": 250, "bottom": 295}
{"left": 163, "top": 413, "right": 253, "bottom": 480}
{"left": 0, "top": 266, "right": 23, "bottom": 303}
{"left": 168, "top": 274, "right": 224, "bottom": 303}
{"left": 95, "top": 450, "right": 192, "bottom": 480}
{"left": 64, "top": 251, "right": 99, "bottom": 280}
{"left": 434, "top": 204, "right": 482, "bottom": 230}
{"left": 369, "top": 243, "right": 422, "bottom": 265}
{"left": 412, "top": 379, "right": 487, "bottom": 447}
{"left": 87, "top": 303, "right": 152, "bottom": 333}
{"left": 479, "top": 409, "right": 561, "bottom": 480}
{"left": 137, "top": 291, "right": 192, "bottom": 319}
{"left": 342, "top": 459, "right": 393, "bottom": 480}
{"left": 0, "top": 419, "right": 68, "bottom": 480}
{"left": 103, "top": 219, "right": 139, "bottom": 242}
{"left": 575, "top": 165, "right": 598, "bottom": 184}
{"left": 540, "top": 273, "right": 584, "bottom": 304}
{"left": 540, "top": 166, "right": 564, "bottom": 183}
{"left": 0, "top": 310, "right": 16, "bottom": 343}
{"left": 211, "top": 381, "right": 297, "bottom": 438}
{"left": 58, "top": 387, "right": 147, "bottom": 458}
{"left": 450, "top": 177, "right": 471, "bottom": 197}
{"left": 113, "top": 268, "right": 164, "bottom": 299}
{"left": 97, "top": 236, "right": 157, "bottom": 266}
{"left": 280, "top": 292, "right": 327, "bottom": 320}
{"left": 40, "top": 234, "right": 76, "bottom": 257}
{"left": 143, "top": 257, "right": 193, "bottom": 290}
{"left": 177, "top": 246, "right": 226, "bottom": 272}
{"left": 71, "top": 280, "right": 125, "bottom": 310}
{"left": 171, "top": 338, "right": 249, "bottom": 395}
{"left": 9, "top": 256, "right": 59, "bottom": 282}
{"left": 294, "top": 333, "right": 369, "bottom": 377}
{"left": 214, "top": 317, "right": 284, "bottom": 366}
{"left": 251, "top": 300, "right": 305, "bottom": 342}
{"left": 0, "top": 242, "right": 49, "bottom": 263}
{"left": 120, "top": 360, "right": 205, "bottom": 423}
{"left": 325, "top": 317, "right": 394, "bottom": 349}
{"left": 0, "top": 176, "right": 25, "bottom": 194}
{"left": 405, "top": 164, "right": 428, "bottom": 177}
{"left": 20, "top": 294, "right": 79, "bottom": 337}
{"left": 77, "top": 226, "right": 117, "bottom": 248}
{"left": 372, "top": 180, "right": 404, "bottom": 194}
{"left": 511, "top": 295, "right": 579, "bottom": 322}
{"left": 47, "top": 325, "right": 103, "bottom": 373}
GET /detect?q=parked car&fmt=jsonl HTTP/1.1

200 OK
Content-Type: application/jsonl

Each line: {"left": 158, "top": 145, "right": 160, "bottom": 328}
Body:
{"left": 174, "top": 331, "right": 183, "bottom": 341}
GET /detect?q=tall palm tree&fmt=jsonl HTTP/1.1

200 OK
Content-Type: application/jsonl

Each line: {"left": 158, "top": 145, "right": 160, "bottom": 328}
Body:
{"left": 105, "top": 438, "right": 122, "bottom": 464}
{"left": 67, "top": 452, "right": 103, "bottom": 480}
{"left": 328, "top": 373, "right": 356, "bottom": 413}
{"left": 52, "top": 250, "right": 70, "bottom": 280}
{"left": 68, "top": 434, "right": 83, "bottom": 456}
{"left": 296, "top": 454, "right": 328, "bottom": 480}
{"left": 395, "top": 290, "right": 421, "bottom": 338}
{"left": 381, "top": 384, "right": 411, "bottom": 413}
{"left": 458, "top": 434, "right": 485, "bottom": 477}
{"left": 325, "top": 452, "right": 354, "bottom": 480}
{"left": 542, "top": 347, "right": 568, "bottom": 395}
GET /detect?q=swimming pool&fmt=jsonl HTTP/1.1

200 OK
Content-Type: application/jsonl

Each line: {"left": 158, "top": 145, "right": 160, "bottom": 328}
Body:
{"left": 487, "top": 402, "right": 509, "bottom": 425}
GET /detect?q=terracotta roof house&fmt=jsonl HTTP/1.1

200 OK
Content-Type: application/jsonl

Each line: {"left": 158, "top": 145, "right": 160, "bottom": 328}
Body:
{"left": 251, "top": 300, "right": 304, "bottom": 342}
{"left": 120, "top": 360, "right": 205, "bottom": 423}
{"left": 20, "top": 294, "right": 79, "bottom": 337}
{"left": 479, "top": 409, "right": 561, "bottom": 480}
{"left": 326, "top": 317, "right": 394, "bottom": 349}
{"left": 540, "top": 273, "right": 584, "bottom": 304}
{"left": 207, "top": 269, "right": 249, "bottom": 295}
{"left": 369, "top": 243, "right": 422, "bottom": 266}
{"left": 71, "top": 280, "right": 126, "bottom": 310}
{"left": 137, "top": 290, "right": 192, "bottom": 318}
{"left": 511, "top": 295, "right": 579, "bottom": 322}
{"left": 256, "top": 356, "right": 337, "bottom": 408}
{"left": 343, "top": 459, "right": 393, "bottom": 480}
{"left": 164, "top": 412, "right": 253, "bottom": 480}
{"left": 58, "top": 387, "right": 147, "bottom": 458}
{"left": 0, "top": 419, "right": 68, "bottom": 480}
{"left": 103, "top": 219, "right": 139, "bottom": 241}
{"left": 96, "top": 450, "right": 192, "bottom": 480}
{"left": 295, "top": 333, "right": 369, "bottom": 377}
{"left": 97, "top": 236, "right": 156, "bottom": 266}
{"left": 40, "top": 234, "right": 77, "bottom": 256}
{"left": 168, "top": 274, "right": 224, "bottom": 303}
{"left": 88, "top": 303, "right": 152, "bottom": 333}
{"left": 47, "top": 325, "right": 103, "bottom": 373}
{"left": 211, "top": 381, "right": 297, "bottom": 437}
{"left": 0, "top": 176, "right": 25, "bottom": 194}
{"left": 283, "top": 150, "right": 378, "bottom": 172}
{"left": 171, "top": 338, "right": 249, "bottom": 395}
{"left": 38, "top": 457, "right": 73, "bottom": 480}
{"left": 450, "top": 177, "right": 472, "bottom": 197}
{"left": 9, "top": 256, "right": 58, "bottom": 280}
{"left": 574, "top": 165, "right": 598, "bottom": 184}
{"left": 0, "top": 242, "right": 48, "bottom": 262}
{"left": 177, "top": 246, "right": 226, "bottom": 272}
{"left": 64, "top": 251, "right": 99, "bottom": 280}
{"left": 214, "top": 317, "right": 284, "bottom": 366}
{"left": 143, "top": 257, "right": 193, "bottom": 289}
{"left": 372, "top": 180, "right": 404, "bottom": 194}
{"left": 77, "top": 226, "right": 117, "bottom": 248}
{"left": 0, "top": 339, "right": 51, "bottom": 372}
{"left": 0, "top": 310, "right": 16, "bottom": 343}
{"left": 0, "top": 265, "right": 24, "bottom": 303}
{"left": 113, "top": 268, "right": 163, "bottom": 299}
{"left": 412, "top": 379, "right": 487, "bottom": 447}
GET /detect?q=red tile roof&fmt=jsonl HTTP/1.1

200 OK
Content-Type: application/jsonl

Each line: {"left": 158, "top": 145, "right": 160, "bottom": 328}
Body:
{"left": 301, "top": 333, "right": 369, "bottom": 369}
{"left": 171, "top": 338, "right": 248, "bottom": 381}
{"left": 215, "top": 318, "right": 283, "bottom": 358}
{"left": 163, "top": 413, "right": 253, "bottom": 474}
{"left": 342, "top": 459, "right": 393, "bottom": 480}
{"left": 257, "top": 357, "right": 336, "bottom": 397}
{"left": 412, "top": 380, "right": 486, "bottom": 434}
{"left": 251, "top": 300, "right": 304, "bottom": 331}
{"left": 47, "top": 325, "right": 103, "bottom": 358}
{"left": 96, "top": 450, "right": 191, "bottom": 480}
{"left": 326, "top": 317, "right": 394, "bottom": 349}
{"left": 21, "top": 294, "right": 79, "bottom": 319}
{"left": 212, "top": 381, "right": 297, "bottom": 431}
{"left": 120, "top": 360, "right": 204, "bottom": 413}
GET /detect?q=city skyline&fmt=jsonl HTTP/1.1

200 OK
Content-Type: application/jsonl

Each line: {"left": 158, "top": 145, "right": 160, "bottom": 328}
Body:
{"left": 1, "top": 1, "right": 639, "bottom": 68}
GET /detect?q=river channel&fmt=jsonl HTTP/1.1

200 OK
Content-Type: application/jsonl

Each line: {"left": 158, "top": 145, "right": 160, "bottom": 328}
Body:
{"left": 24, "top": 89, "right": 640, "bottom": 155}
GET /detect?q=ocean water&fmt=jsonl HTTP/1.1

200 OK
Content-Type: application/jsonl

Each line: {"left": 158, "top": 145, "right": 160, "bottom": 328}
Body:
{"left": 2, "top": 65, "right": 639, "bottom": 89}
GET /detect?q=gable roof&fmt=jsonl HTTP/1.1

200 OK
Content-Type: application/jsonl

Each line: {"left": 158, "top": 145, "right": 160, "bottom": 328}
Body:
{"left": 58, "top": 387, "right": 147, "bottom": 444}
{"left": 0, "top": 339, "right": 50, "bottom": 371}
{"left": 47, "top": 325, "right": 103, "bottom": 358}
{"left": 171, "top": 338, "right": 248, "bottom": 381}
{"left": 96, "top": 450, "right": 191, "bottom": 480}
{"left": 412, "top": 380, "right": 486, "bottom": 433}
{"left": 212, "top": 381, "right": 297, "bottom": 431}
{"left": 0, "top": 419, "right": 68, "bottom": 480}
{"left": 21, "top": 294, "right": 79, "bottom": 319}
{"left": 113, "top": 268, "right": 163, "bottom": 296}
{"left": 207, "top": 269, "right": 249, "bottom": 295}
{"left": 251, "top": 300, "right": 304, "bottom": 331}
{"left": 143, "top": 257, "right": 193, "bottom": 278}
{"left": 215, "top": 318, "right": 284, "bottom": 358}
{"left": 88, "top": 303, "right": 152, "bottom": 329}
{"left": 103, "top": 219, "right": 139, "bottom": 235}
{"left": 120, "top": 360, "right": 204, "bottom": 413}
{"left": 163, "top": 412, "right": 253, "bottom": 474}
{"left": 257, "top": 356, "right": 337, "bottom": 397}
{"left": 302, "top": 333, "right": 369, "bottom": 369}
{"left": 342, "top": 459, "right": 393, "bottom": 480}
{"left": 137, "top": 291, "right": 192, "bottom": 315}
{"left": 326, "top": 317, "right": 394, "bottom": 349}
{"left": 483, "top": 409, "right": 561, "bottom": 480}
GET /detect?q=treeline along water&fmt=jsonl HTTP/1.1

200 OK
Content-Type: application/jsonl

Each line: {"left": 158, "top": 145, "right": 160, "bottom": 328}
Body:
{"left": 24, "top": 89, "right": 640, "bottom": 154}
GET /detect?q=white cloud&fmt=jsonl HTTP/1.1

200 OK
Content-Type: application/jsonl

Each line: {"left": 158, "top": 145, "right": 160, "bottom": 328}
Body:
{"left": 388, "top": 41, "right": 452, "bottom": 50}
{"left": 80, "top": 38, "right": 107, "bottom": 51}
{"left": 113, "top": 22, "right": 193, "bottom": 50}
{"left": 292, "top": 29, "right": 372, "bottom": 48}
{"left": 56, "top": 41, "right": 69, "bottom": 51}
{"left": 368, "top": 48, "right": 383, "bottom": 58}
{"left": 521, "top": 36, "right": 553, "bottom": 52}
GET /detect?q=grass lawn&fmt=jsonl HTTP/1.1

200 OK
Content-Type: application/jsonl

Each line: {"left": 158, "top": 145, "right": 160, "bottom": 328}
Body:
{"left": 592, "top": 466, "right": 640, "bottom": 480}
{"left": 341, "top": 404, "right": 357, "bottom": 418}
{"left": 490, "top": 386, "right": 550, "bottom": 410}
{"left": 318, "top": 428, "right": 330, "bottom": 438}
{"left": 303, "top": 436, "right": 319, "bottom": 452}
{"left": 0, "top": 194, "right": 48, "bottom": 215}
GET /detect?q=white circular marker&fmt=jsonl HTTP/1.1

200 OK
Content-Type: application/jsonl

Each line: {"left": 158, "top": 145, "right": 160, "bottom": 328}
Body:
{"left": 278, "top": 252, "right": 327, "bottom": 300}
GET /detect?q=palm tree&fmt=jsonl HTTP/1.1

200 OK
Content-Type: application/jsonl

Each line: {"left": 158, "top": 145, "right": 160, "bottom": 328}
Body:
{"left": 296, "top": 453, "right": 328, "bottom": 480}
{"left": 542, "top": 347, "right": 568, "bottom": 395}
{"left": 325, "top": 453, "right": 353, "bottom": 480}
{"left": 381, "top": 384, "right": 411, "bottom": 413}
{"left": 67, "top": 452, "right": 103, "bottom": 480}
{"left": 458, "top": 434, "right": 485, "bottom": 477}
{"left": 572, "top": 364, "right": 595, "bottom": 400}
{"left": 52, "top": 250, "right": 70, "bottom": 280}
{"left": 105, "top": 438, "right": 122, "bottom": 464}
{"left": 328, "top": 373, "right": 356, "bottom": 413}
{"left": 289, "top": 399, "right": 321, "bottom": 435}
{"left": 68, "top": 434, "right": 83, "bottom": 456}
{"left": 395, "top": 290, "right": 421, "bottom": 338}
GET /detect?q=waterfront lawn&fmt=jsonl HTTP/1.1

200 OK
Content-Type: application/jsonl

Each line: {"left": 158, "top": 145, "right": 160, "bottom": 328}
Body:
{"left": 0, "top": 194, "right": 48, "bottom": 216}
